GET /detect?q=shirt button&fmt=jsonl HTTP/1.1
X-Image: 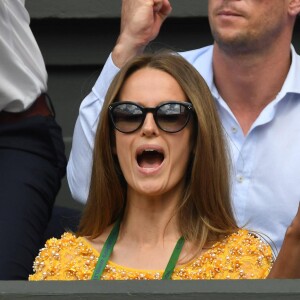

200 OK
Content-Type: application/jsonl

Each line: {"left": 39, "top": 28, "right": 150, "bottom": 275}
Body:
{"left": 237, "top": 175, "right": 244, "bottom": 183}
{"left": 231, "top": 127, "right": 238, "bottom": 133}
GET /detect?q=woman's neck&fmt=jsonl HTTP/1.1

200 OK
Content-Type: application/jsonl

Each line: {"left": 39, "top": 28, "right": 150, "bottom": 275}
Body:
{"left": 89, "top": 186, "right": 197, "bottom": 270}
{"left": 120, "top": 190, "right": 181, "bottom": 245}
{"left": 112, "top": 205, "right": 188, "bottom": 270}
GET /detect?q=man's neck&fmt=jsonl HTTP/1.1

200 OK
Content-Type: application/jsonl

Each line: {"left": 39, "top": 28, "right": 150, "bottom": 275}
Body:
{"left": 212, "top": 42, "right": 291, "bottom": 135}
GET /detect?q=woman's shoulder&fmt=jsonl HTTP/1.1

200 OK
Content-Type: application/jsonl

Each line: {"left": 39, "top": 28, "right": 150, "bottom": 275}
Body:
{"left": 41, "top": 232, "right": 81, "bottom": 248}
{"left": 29, "top": 232, "right": 99, "bottom": 281}
{"left": 214, "top": 229, "right": 274, "bottom": 276}
{"left": 176, "top": 229, "right": 274, "bottom": 280}
{"left": 221, "top": 228, "right": 273, "bottom": 250}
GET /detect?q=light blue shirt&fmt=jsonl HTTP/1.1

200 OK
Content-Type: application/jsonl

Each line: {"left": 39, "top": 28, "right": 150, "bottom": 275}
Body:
{"left": 67, "top": 45, "right": 300, "bottom": 252}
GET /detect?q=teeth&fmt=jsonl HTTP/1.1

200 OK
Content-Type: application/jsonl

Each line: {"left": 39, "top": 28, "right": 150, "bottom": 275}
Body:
{"left": 142, "top": 149, "right": 163, "bottom": 154}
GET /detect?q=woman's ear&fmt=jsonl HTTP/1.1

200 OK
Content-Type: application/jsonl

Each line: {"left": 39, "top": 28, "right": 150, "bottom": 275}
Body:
{"left": 289, "top": 0, "right": 300, "bottom": 16}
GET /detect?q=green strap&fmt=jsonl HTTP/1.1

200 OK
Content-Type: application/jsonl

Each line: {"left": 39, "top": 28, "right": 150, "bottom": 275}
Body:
{"left": 162, "top": 236, "right": 185, "bottom": 280}
{"left": 91, "top": 218, "right": 121, "bottom": 280}
{"left": 91, "top": 218, "right": 185, "bottom": 280}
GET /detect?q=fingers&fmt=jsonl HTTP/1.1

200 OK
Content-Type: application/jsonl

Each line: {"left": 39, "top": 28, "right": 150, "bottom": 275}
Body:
{"left": 153, "top": 0, "right": 163, "bottom": 12}
{"left": 153, "top": 0, "right": 172, "bottom": 19}
{"left": 112, "top": 0, "right": 172, "bottom": 68}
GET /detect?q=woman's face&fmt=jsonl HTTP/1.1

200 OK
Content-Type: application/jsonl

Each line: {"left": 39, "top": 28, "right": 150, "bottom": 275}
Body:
{"left": 114, "top": 67, "right": 194, "bottom": 199}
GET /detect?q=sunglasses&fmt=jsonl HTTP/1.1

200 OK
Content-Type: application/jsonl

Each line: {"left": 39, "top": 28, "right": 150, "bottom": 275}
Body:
{"left": 109, "top": 101, "right": 194, "bottom": 133}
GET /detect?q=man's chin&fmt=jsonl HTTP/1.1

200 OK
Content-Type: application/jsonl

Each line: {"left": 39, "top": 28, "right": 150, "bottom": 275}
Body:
{"left": 213, "top": 33, "right": 255, "bottom": 54}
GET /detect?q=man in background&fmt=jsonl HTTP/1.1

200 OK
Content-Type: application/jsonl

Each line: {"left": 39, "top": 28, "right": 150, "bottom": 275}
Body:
{"left": 0, "top": 0, "right": 66, "bottom": 279}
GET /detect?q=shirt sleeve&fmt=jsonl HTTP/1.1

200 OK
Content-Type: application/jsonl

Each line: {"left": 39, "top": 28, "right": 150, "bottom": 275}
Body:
{"left": 28, "top": 233, "right": 77, "bottom": 281}
{"left": 219, "top": 230, "right": 274, "bottom": 279}
{"left": 28, "top": 233, "right": 99, "bottom": 281}
{"left": 67, "top": 54, "right": 120, "bottom": 203}
{"left": 179, "top": 229, "right": 274, "bottom": 280}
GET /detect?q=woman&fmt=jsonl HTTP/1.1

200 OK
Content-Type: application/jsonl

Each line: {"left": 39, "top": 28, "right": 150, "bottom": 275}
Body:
{"left": 29, "top": 52, "right": 273, "bottom": 280}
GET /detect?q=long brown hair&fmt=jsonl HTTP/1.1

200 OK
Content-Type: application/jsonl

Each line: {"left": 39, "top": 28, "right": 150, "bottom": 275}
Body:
{"left": 78, "top": 51, "right": 238, "bottom": 248}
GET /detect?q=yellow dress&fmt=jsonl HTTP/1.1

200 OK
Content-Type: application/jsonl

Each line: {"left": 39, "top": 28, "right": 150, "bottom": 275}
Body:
{"left": 29, "top": 229, "right": 273, "bottom": 280}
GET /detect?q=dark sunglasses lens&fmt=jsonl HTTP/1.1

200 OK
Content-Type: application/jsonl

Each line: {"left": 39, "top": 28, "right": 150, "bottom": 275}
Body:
{"left": 112, "top": 103, "right": 143, "bottom": 132}
{"left": 157, "top": 103, "right": 190, "bottom": 132}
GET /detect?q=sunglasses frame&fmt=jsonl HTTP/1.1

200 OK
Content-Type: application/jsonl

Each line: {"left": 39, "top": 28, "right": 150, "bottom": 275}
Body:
{"left": 109, "top": 101, "right": 194, "bottom": 133}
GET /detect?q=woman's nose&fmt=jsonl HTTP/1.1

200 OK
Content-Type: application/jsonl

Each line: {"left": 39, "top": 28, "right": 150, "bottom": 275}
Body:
{"left": 140, "top": 113, "right": 159, "bottom": 136}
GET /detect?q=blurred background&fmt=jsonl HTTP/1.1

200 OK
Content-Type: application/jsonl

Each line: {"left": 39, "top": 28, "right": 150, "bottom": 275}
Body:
{"left": 26, "top": 0, "right": 300, "bottom": 211}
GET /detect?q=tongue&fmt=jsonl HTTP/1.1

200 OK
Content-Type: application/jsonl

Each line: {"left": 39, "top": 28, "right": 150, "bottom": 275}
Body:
{"left": 138, "top": 152, "right": 163, "bottom": 168}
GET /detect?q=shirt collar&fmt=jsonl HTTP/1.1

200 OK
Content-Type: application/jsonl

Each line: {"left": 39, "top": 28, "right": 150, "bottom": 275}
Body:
{"left": 277, "top": 45, "right": 300, "bottom": 98}
{"left": 207, "top": 44, "right": 300, "bottom": 102}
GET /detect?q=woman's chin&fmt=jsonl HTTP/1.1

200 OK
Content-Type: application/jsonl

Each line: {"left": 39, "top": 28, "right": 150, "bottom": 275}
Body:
{"left": 132, "top": 182, "right": 167, "bottom": 198}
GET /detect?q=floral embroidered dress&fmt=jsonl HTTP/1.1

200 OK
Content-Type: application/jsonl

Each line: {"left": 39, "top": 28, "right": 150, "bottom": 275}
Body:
{"left": 29, "top": 229, "right": 273, "bottom": 280}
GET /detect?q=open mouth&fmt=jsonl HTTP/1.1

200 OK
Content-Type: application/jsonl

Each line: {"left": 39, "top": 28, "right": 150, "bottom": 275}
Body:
{"left": 136, "top": 149, "right": 165, "bottom": 169}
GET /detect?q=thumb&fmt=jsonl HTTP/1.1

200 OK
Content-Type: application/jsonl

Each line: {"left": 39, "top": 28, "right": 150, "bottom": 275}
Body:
{"left": 154, "top": 0, "right": 172, "bottom": 19}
